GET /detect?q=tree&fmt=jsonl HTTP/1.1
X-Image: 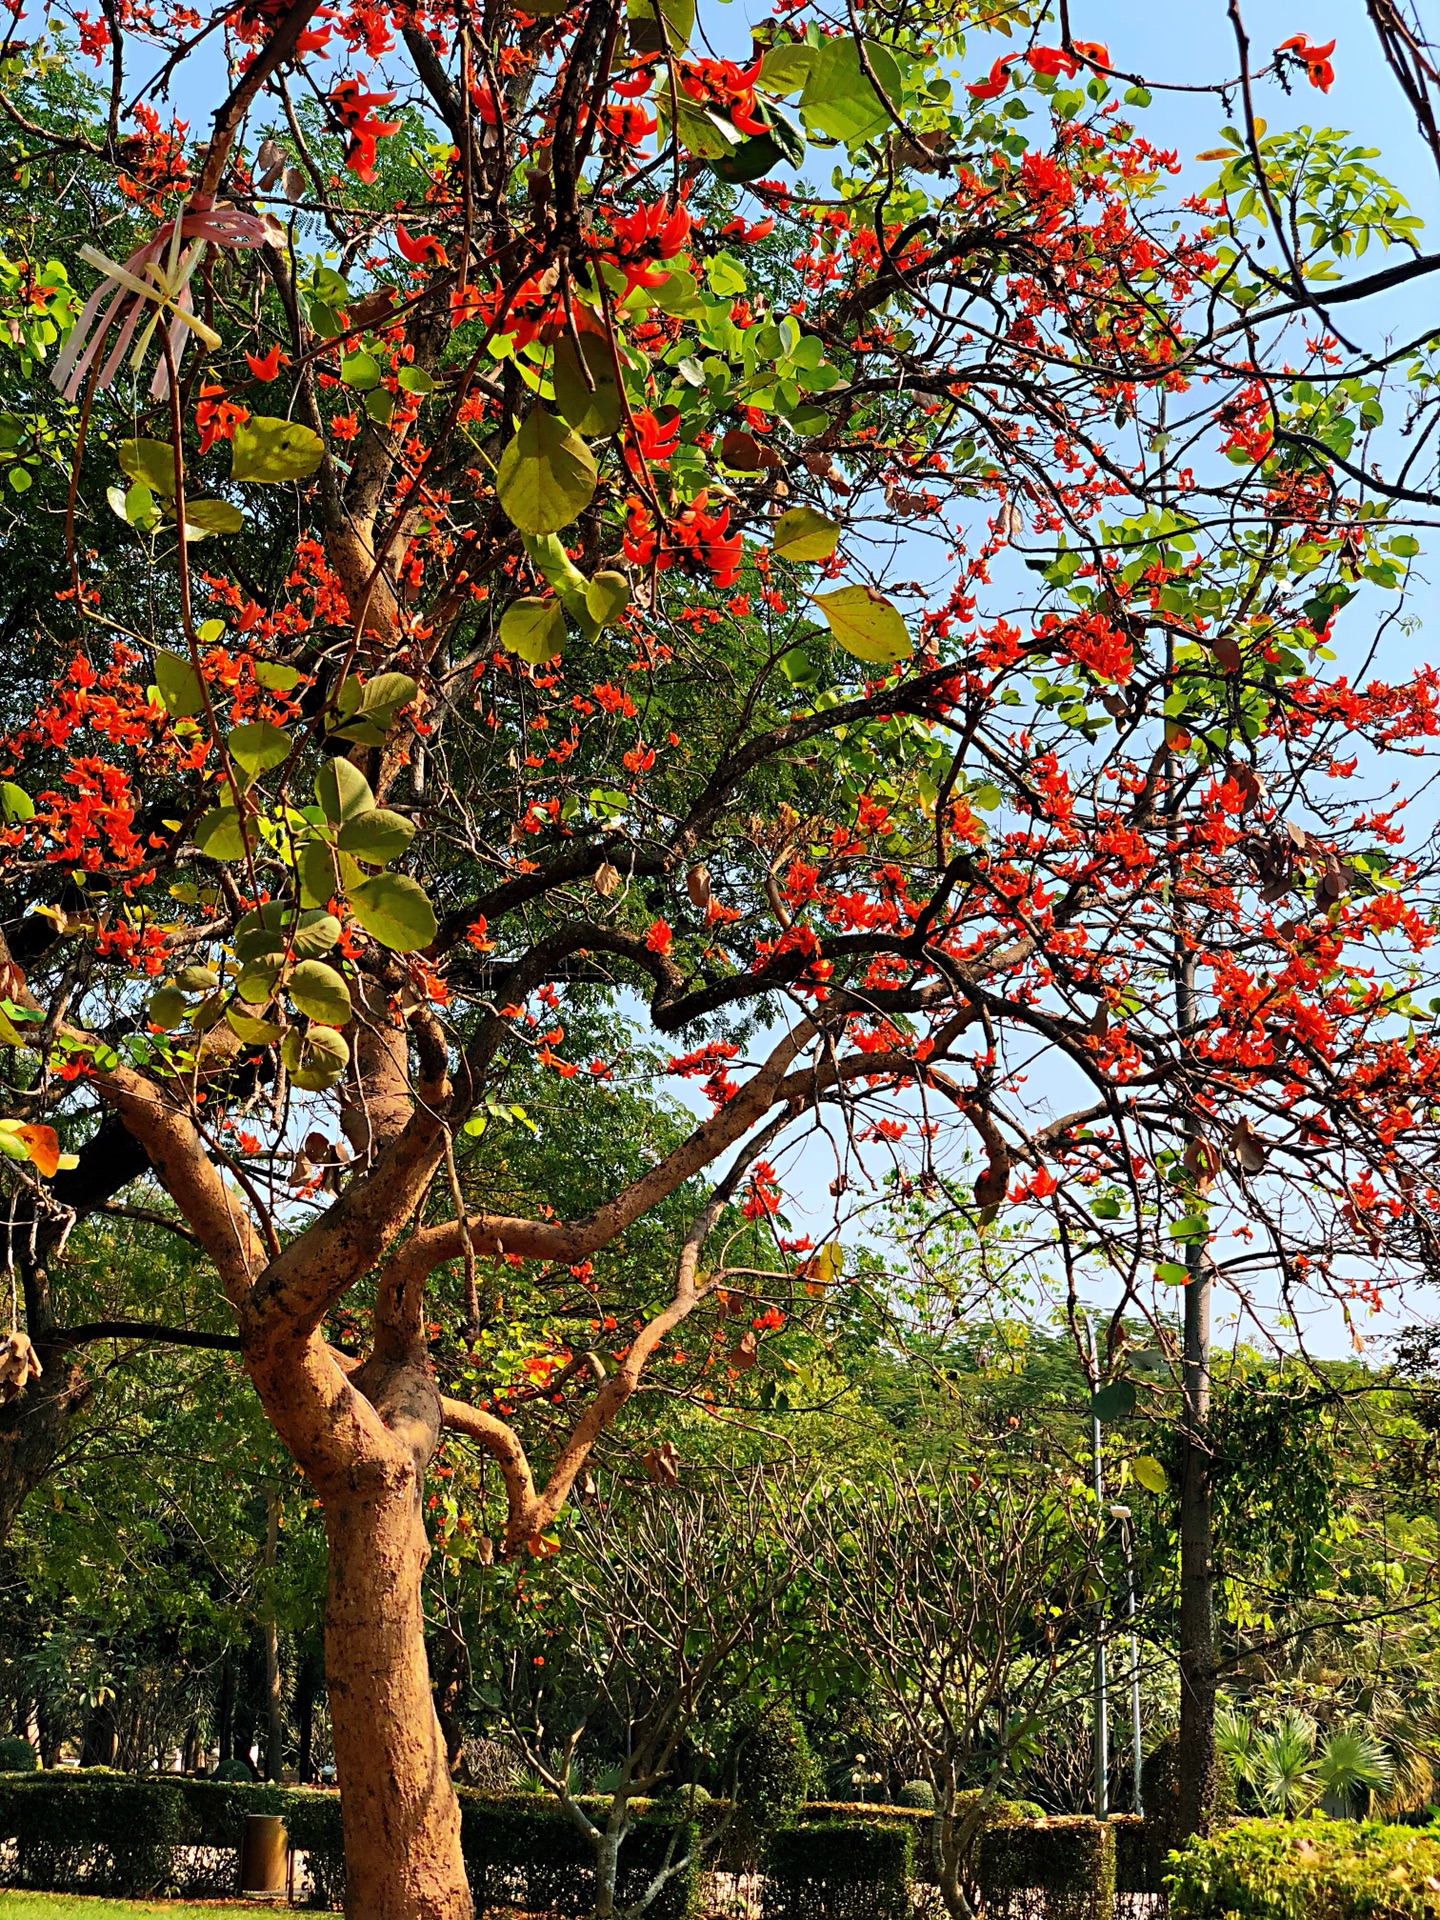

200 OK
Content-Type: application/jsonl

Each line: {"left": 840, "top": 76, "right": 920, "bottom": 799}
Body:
{"left": 783, "top": 1469, "right": 1098, "bottom": 1919}
{"left": 1, "top": 3, "right": 1439, "bottom": 1911}
{"left": 481, "top": 1473, "right": 801, "bottom": 1920}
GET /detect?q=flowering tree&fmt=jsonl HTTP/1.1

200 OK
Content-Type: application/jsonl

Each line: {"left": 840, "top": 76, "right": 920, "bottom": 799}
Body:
{"left": 1, "top": 0, "right": 1440, "bottom": 1910}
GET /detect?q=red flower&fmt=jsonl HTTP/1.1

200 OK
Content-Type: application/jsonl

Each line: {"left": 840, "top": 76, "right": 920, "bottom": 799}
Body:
{"left": 678, "top": 55, "right": 769, "bottom": 135}
{"left": 646, "top": 917, "right": 673, "bottom": 955}
{"left": 244, "top": 344, "right": 289, "bottom": 381}
{"left": 1277, "top": 33, "right": 1335, "bottom": 91}
{"left": 330, "top": 75, "right": 401, "bottom": 182}
{"left": 967, "top": 54, "right": 1019, "bottom": 100}
{"left": 1027, "top": 45, "right": 1079, "bottom": 77}
{"left": 396, "top": 223, "right": 447, "bottom": 265}
{"left": 600, "top": 197, "right": 691, "bottom": 296}
{"left": 623, "top": 408, "right": 682, "bottom": 475}
{"left": 195, "top": 383, "right": 249, "bottom": 454}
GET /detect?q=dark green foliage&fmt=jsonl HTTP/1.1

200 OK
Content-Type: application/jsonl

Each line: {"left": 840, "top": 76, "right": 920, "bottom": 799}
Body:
{"left": 979, "top": 1816, "right": 1117, "bottom": 1920}
{"left": 0, "top": 1771, "right": 698, "bottom": 1914}
{"left": 1110, "top": 1814, "right": 1156, "bottom": 1894}
{"left": 897, "top": 1779, "right": 935, "bottom": 1809}
{"left": 1165, "top": 1816, "right": 1440, "bottom": 1919}
{"left": 727, "top": 1700, "right": 815, "bottom": 1866}
{"left": 461, "top": 1795, "right": 698, "bottom": 1920}
{"left": 0, "top": 1738, "right": 37, "bottom": 1772}
{"left": 1140, "top": 1732, "right": 1235, "bottom": 1870}
{"left": 762, "top": 1820, "right": 915, "bottom": 1920}
{"left": 0, "top": 1770, "right": 188, "bottom": 1897}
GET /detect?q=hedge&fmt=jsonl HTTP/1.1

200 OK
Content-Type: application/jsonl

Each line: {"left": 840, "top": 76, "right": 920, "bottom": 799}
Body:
{"left": 1165, "top": 1815, "right": 1440, "bottom": 1920}
{"left": 762, "top": 1820, "right": 914, "bottom": 1920}
{"left": 0, "top": 1771, "right": 697, "bottom": 1914}
{"left": 979, "top": 1816, "right": 1116, "bottom": 1920}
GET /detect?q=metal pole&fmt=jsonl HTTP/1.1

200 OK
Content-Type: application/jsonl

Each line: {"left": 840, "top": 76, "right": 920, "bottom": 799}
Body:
{"left": 1111, "top": 1506, "right": 1143, "bottom": 1816}
{"left": 1081, "top": 1311, "right": 1108, "bottom": 1820}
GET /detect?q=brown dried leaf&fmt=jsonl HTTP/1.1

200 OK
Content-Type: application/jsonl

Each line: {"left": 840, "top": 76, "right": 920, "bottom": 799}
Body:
{"left": 727, "top": 1329, "right": 759, "bottom": 1371}
{"left": 642, "top": 1440, "right": 680, "bottom": 1487}
{"left": 685, "top": 863, "right": 712, "bottom": 912}
{"left": 593, "top": 861, "right": 622, "bottom": 897}
{"left": 1229, "top": 1118, "right": 1268, "bottom": 1173}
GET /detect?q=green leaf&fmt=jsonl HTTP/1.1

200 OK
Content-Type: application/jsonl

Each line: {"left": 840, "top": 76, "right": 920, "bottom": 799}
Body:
{"left": 0, "top": 781, "right": 33, "bottom": 823}
{"left": 365, "top": 388, "right": 394, "bottom": 427}
{"left": 315, "top": 758, "right": 375, "bottom": 823}
{"left": 300, "top": 839, "right": 362, "bottom": 906}
{"left": 495, "top": 409, "right": 597, "bottom": 536}
{"left": 237, "top": 956, "right": 285, "bottom": 1006}
{"left": 1091, "top": 1380, "right": 1137, "bottom": 1423}
{"left": 585, "top": 570, "right": 631, "bottom": 628}
{"left": 357, "top": 672, "right": 418, "bottom": 717}
{"left": 812, "top": 585, "right": 913, "bottom": 665}
{"left": 398, "top": 366, "right": 434, "bottom": 394}
{"left": 759, "top": 43, "right": 816, "bottom": 93}
{"left": 154, "top": 651, "right": 205, "bottom": 718}
{"left": 773, "top": 505, "right": 840, "bottom": 562}
{"left": 348, "top": 873, "right": 437, "bottom": 952}
{"left": 227, "top": 1007, "right": 283, "bottom": 1046}
{"left": 336, "top": 808, "right": 415, "bottom": 865}
{"left": 235, "top": 905, "right": 341, "bottom": 963}
{"left": 626, "top": 0, "right": 693, "bottom": 54}
{"left": 1169, "top": 1214, "right": 1210, "bottom": 1244}
{"left": 1132, "top": 1455, "right": 1168, "bottom": 1495}
{"left": 227, "top": 721, "right": 290, "bottom": 779}
{"left": 231, "top": 416, "right": 325, "bottom": 485}
{"left": 799, "top": 37, "right": 901, "bottom": 145}
{"left": 119, "top": 438, "right": 177, "bottom": 497}
{"left": 182, "top": 498, "right": 244, "bottom": 538}
{"left": 552, "top": 334, "right": 623, "bottom": 436}
{"left": 340, "top": 350, "right": 381, "bottom": 391}
{"left": 282, "top": 1022, "right": 350, "bottom": 1090}
{"left": 500, "top": 597, "right": 566, "bottom": 664}
{"left": 147, "top": 986, "right": 188, "bottom": 1029}
{"left": 288, "top": 959, "right": 352, "bottom": 1026}
{"left": 1154, "top": 1260, "right": 1190, "bottom": 1286}
{"left": 255, "top": 662, "right": 302, "bottom": 692}
{"left": 194, "top": 806, "right": 252, "bottom": 861}
{"left": 710, "top": 107, "right": 805, "bottom": 182}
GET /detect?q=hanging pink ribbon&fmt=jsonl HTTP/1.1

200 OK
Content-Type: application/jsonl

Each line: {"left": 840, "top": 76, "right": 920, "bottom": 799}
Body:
{"left": 51, "top": 202, "right": 277, "bottom": 404}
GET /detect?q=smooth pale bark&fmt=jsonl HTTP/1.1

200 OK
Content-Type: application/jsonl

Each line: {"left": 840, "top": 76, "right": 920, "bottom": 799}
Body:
{"left": 324, "top": 1476, "right": 471, "bottom": 1920}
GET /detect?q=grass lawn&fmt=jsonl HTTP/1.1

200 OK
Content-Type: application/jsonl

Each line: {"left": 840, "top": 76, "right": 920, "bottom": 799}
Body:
{"left": 0, "top": 1897, "right": 284, "bottom": 1919}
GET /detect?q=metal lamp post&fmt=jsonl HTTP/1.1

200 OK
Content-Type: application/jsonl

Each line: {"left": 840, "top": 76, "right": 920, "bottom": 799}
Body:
{"left": 1109, "top": 1505, "right": 1143, "bottom": 1815}
{"left": 1081, "top": 1311, "right": 1108, "bottom": 1820}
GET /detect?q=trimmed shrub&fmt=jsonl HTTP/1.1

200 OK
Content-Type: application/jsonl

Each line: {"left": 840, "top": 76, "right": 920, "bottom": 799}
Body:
{"left": 1140, "top": 1730, "right": 1236, "bottom": 1877}
{"left": 1165, "top": 1815, "right": 1440, "bottom": 1919}
{"left": 727, "top": 1701, "right": 815, "bottom": 1868}
{"left": 0, "top": 1772, "right": 697, "bottom": 1914}
{"left": 0, "top": 1739, "right": 37, "bottom": 1773}
{"left": 0, "top": 1771, "right": 188, "bottom": 1897}
{"left": 979, "top": 1816, "right": 1116, "bottom": 1920}
{"left": 460, "top": 1794, "right": 697, "bottom": 1920}
{"left": 763, "top": 1819, "right": 914, "bottom": 1920}
{"left": 897, "top": 1779, "right": 935, "bottom": 1810}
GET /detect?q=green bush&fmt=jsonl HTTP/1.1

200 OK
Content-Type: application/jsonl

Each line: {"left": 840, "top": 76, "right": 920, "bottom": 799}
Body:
{"left": 763, "top": 1820, "right": 914, "bottom": 1920}
{"left": 0, "top": 1771, "right": 698, "bottom": 1914}
{"left": 727, "top": 1701, "right": 815, "bottom": 1867}
{"left": 0, "top": 1771, "right": 188, "bottom": 1897}
{"left": 897, "top": 1779, "right": 935, "bottom": 1810}
{"left": 1165, "top": 1815, "right": 1440, "bottom": 1919}
{"left": 460, "top": 1793, "right": 697, "bottom": 1920}
{"left": 0, "top": 1739, "right": 37, "bottom": 1773}
{"left": 979, "top": 1816, "right": 1116, "bottom": 1920}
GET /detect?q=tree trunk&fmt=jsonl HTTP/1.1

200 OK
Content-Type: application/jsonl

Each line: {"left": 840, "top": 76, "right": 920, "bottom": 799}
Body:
{"left": 324, "top": 1486, "right": 472, "bottom": 1920}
